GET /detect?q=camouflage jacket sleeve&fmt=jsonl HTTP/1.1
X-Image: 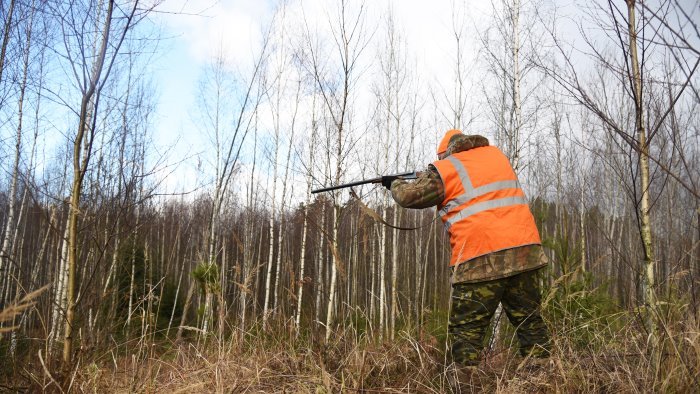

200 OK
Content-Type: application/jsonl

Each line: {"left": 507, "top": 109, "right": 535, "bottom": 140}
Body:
{"left": 390, "top": 165, "right": 445, "bottom": 209}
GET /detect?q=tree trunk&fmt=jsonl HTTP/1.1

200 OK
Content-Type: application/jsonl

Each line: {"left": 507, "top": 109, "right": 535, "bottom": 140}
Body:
{"left": 0, "top": 0, "right": 15, "bottom": 83}
{"left": 390, "top": 208, "right": 400, "bottom": 339}
{"left": 166, "top": 268, "right": 184, "bottom": 338}
{"left": 63, "top": 0, "right": 122, "bottom": 365}
{"left": 510, "top": 0, "right": 522, "bottom": 171}
{"left": 218, "top": 239, "right": 227, "bottom": 341}
{"left": 325, "top": 205, "right": 340, "bottom": 341}
{"left": 315, "top": 202, "right": 326, "bottom": 326}
{"left": 369, "top": 227, "right": 377, "bottom": 325}
{"left": 125, "top": 246, "right": 136, "bottom": 332}
{"left": 176, "top": 283, "right": 195, "bottom": 342}
{"left": 49, "top": 224, "right": 70, "bottom": 355}
{"left": 626, "top": 0, "right": 655, "bottom": 333}
{"left": 580, "top": 183, "right": 587, "bottom": 275}
{"left": 379, "top": 208, "right": 387, "bottom": 340}
{"left": 262, "top": 132, "right": 279, "bottom": 329}
{"left": 295, "top": 203, "right": 309, "bottom": 333}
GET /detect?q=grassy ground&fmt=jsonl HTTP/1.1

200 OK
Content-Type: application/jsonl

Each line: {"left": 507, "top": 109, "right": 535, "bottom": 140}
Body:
{"left": 8, "top": 310, "right": 695, "bottom": 394}
{"left": 3, "top": 282, "right": 699, "bottom": 393}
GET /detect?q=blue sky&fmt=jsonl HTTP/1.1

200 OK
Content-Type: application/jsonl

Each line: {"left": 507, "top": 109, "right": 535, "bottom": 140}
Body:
{"left": 147, "top": 0, "right": 499, "bottom": 194}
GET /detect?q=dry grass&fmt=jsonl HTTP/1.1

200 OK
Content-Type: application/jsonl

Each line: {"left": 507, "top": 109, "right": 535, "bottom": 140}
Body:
{"left": 70, "top": 325, "right": 450, "bottom": 393}
{"left": 4, "top": 301, "right": 699, "bottom": 393}
{"left": 0, "top": 285, "right": 48, "bottom": 335}
{"left": 41, "top": 314, "right": 696, "bottom": 393}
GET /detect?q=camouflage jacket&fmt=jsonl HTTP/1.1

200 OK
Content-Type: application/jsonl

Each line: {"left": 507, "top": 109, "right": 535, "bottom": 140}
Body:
{"left": 390, "top": 133, "right": 547, "bottom": 283}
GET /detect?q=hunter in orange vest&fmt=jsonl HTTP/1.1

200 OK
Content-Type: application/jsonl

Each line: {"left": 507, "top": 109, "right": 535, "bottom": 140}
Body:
{"left": 388, "top": 129, "right": 550, "bottom": 370}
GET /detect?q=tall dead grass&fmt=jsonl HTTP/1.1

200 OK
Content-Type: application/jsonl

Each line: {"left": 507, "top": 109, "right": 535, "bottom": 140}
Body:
{"left": 3, "top": 294, "right": 699, "bottom": 392}
{"left": 38, "top": 311, "right": 696, "bottom": 393}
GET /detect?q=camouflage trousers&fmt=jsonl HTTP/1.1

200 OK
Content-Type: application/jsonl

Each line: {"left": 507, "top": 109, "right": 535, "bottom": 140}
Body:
{"left": 448, "top": 267, "right": 550, "bottom": 366}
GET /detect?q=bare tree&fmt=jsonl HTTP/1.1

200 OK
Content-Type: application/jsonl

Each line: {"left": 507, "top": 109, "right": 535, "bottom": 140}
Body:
{"left": 195, "top": 22, "right": 271, "bottom": 336}
{"left": 0, "top": 0, "right": 16, "bottom": 86}
{"left": 539, "top": 0, "right": 700, "bottom": 336}
{"left": 48, "top": 0, "right": 155, "bottom": 365}
{"left": 479, "top": 0, "right": 547, "bottom": 172}
{"left": 300, "top": 0, "right": 371, "bottom": 341}
{"left": 0, "top": 0, "right": 36, "bottom": 310}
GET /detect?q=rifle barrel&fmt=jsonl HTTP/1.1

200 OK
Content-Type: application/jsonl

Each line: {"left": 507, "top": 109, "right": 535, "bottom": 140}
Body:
{"left": 311, "top": 171, "right": 416, "bottom": 194}
{"left": 311, "top": 177, "right": 381, "bottom": 194}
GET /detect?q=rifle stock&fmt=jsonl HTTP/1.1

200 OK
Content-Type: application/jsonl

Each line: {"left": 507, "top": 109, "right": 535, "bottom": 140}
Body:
{"left": 311, "top": 171, "right": 417, "bottom": 194}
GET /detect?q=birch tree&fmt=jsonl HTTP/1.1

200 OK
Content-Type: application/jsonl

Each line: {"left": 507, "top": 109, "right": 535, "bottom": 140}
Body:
{"left": 197, "top": 24, "right": 271, "bottom": 335}
{"left": 49, "top": 0, "right": 154, "bottom": 364}
{"left": 372, "top": 7, "right": 415, "bottom": 339}
{"left": 0, "top": 0, "right": 36, "bottom": 310}
{"left": 540, "top": 0, "right": 700, "bottom": 336}
{"left": 0, "top": 0, "right": 16, "bottom": 89}
{"left": 300, "top": 0, "right": 370, "bottom": 341}
{"left": 295, "top": 94, "right": 319, "bottom": 333}
{"left": 479, "top": 0, "right": 547, "bottom": 172}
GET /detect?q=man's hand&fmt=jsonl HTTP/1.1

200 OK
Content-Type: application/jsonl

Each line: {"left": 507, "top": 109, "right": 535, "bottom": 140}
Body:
{"left": 381, "top": 176, "right": 395, "bottom": 190}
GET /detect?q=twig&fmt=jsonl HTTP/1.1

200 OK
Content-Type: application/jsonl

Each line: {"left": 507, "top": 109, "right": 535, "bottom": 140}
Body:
{"left": 38, "top": 349, "right": 64, "bottom": 394}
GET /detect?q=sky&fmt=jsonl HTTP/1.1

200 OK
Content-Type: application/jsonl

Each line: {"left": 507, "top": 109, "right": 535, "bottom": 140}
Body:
{"left": 146, "top": 0, "right": 504, "bottom": 195}
{"left": 2, "top": 0, "right": 697, "bottom": 208}
{"left": 144, "top": 0, "right": 683, "bottom": 205}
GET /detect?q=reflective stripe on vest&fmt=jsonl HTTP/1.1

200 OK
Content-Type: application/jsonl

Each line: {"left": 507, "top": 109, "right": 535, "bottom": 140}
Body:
{"left": 437, "top": 156, "right": 527, "bottom": 230}
{"left": 443, "top": 195, "right": 529, "bottom": 229}
{"left": 438, "top": 156, "right": 521, "bottom": 216}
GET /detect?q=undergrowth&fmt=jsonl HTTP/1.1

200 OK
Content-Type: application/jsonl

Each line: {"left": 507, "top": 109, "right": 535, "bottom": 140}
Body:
{"left": 2, "top": 289, "right": 698, "bottom": 393}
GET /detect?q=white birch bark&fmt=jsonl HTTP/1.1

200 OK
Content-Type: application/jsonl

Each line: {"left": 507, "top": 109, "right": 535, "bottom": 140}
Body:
{"left": 49, "top": 224, "right": 70, "bottom": 354}
{"left": 295, "top": 203, "right": 309, "bottom": 332}
{"left": 218, "top": 240, "right": 226, "bottom": 340}
{"left": 176, "top": 282, "right": 195, "bottom": 342}
{"left": 102, "top": 218, "right": 120, "bottom": 296}
{"left": 262, "top": 129, "right": 279, "bottom": 329}
{"left": 239, "top": 201, "right": 251, "bottom": 330}
{"left": 239, "top": 131, "right": 258, "bottom": 330}
{"left": 390, "top": 209, "right": 400, "bottom": 340}
{"left": 315, "top": 202, "right": 326, "bottom": 325}
{"left": 301, "top": 0, "right": 364, "bottom": 341}
{"left": 0, "top": 0, "right": 33, "bottom": 305}
{"left": 253, "top": 208, "right": 267, "bottom": 319}
{"left": 202, "top": 291, "right": 212, "bottom": 334}
{"left": 296, "top": 108, "right": 317, "bottom": 332}
{"left": 125, "top": 246, "right": 136, "bottom": 331}
{"left": 509, "top": 0, "right": 522, "bottom": 171}
{"left": 369, "top": 229, "right": 377, "bottom": 324}
{"left": 324, "top": 205, "right": 340, "bottom": 341}
{"left": 143, "top": 239, "right": 152, "bottom": 340}
{"left": 379, "top": 209, "right": 387, "bottom": 340}
{"left": 580, "top": 179, "right": 587, "bottom": 274}
{"left": 273, "top": 107, "right": 298, "bottom": 314}
{"left": 166, "top": 268, "right": 184, "bottom": 337}
{"left": 0, "top": 0, "right": 15, "bottom": 83}
{"left": 626, "top": 0, "right": 656, "bottom": 333}
{"left": 125, "top": 203, "right": 141, "bottom": 332}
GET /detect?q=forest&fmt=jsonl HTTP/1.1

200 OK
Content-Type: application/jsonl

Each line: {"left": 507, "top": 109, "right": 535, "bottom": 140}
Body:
{"left": 0, "top": 0, "right": 698, "bottom": 392}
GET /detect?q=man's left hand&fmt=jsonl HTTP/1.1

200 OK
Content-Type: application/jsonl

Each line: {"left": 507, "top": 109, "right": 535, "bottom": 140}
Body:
{"left": 381, "top": 176, "right": 394, "bottom": 190}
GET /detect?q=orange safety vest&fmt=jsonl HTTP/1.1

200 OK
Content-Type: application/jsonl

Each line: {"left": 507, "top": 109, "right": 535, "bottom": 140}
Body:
{"left": 432, "top": 146, "right": 541, "bottom": 266}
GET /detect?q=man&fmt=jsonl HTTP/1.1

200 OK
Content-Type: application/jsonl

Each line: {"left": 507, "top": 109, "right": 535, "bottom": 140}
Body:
{"left": 386, "top": 129, "right": 550, "bottom": 368}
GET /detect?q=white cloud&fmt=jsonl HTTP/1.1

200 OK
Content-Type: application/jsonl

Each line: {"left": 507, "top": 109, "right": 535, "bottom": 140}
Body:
{"left": 149, "top": 0, "right": 514, "bottom": 199}
{"left": 157, "top": 0, "right": 273, "bottom": 66}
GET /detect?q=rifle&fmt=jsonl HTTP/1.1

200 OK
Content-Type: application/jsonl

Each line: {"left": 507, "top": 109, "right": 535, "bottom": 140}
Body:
{"left": 311, "top": 171, "right": 417, "bottom": 194}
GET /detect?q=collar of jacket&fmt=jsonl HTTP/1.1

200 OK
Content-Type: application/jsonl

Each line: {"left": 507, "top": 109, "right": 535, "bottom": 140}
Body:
{"left": 446, "top": 134, "right": 490, "bottom": 156}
